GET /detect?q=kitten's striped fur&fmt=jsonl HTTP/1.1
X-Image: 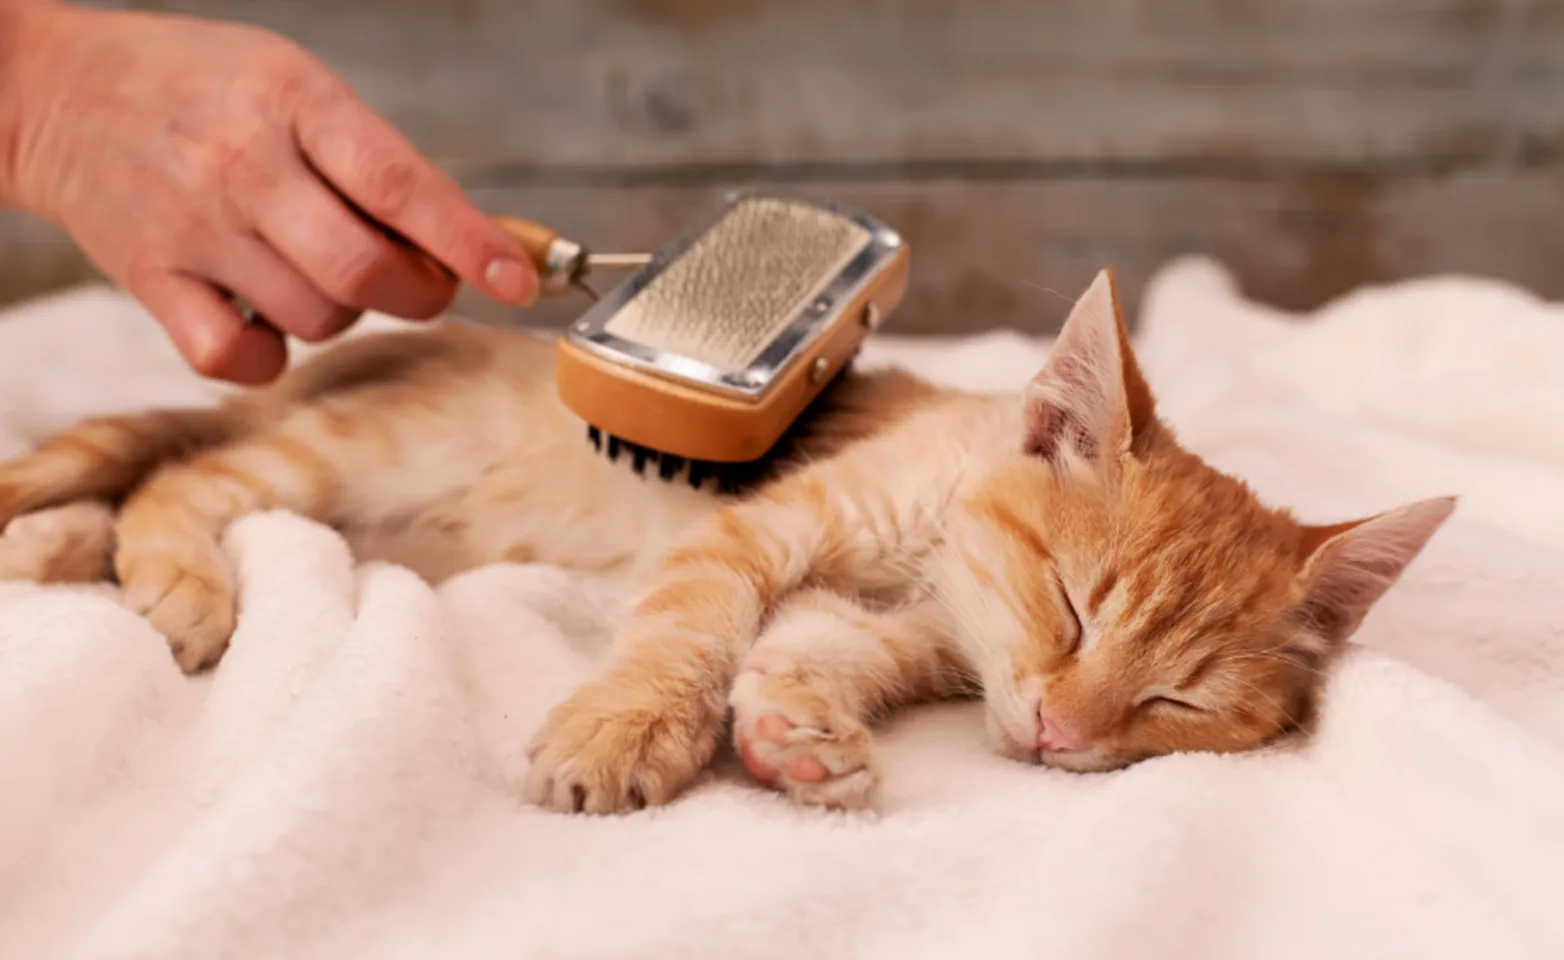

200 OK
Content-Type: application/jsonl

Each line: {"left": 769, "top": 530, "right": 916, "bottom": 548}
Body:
{"left": 0, "top": 270, "right": 1454, "bottom": 813}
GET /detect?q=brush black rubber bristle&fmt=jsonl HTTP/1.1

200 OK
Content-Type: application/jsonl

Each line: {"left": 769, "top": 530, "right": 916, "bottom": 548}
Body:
{"left": 587, "top": 426, "right": 764, "bottom": 494}
{"left": 629, "top": 443, "right": 651, "bottom": 475}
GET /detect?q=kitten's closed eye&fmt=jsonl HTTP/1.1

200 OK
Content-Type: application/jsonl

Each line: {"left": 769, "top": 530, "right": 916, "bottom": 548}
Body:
{"left": 1135, "top": 692, "right": 1205, "bottom": 715}
{"left": 1055, "top": 577, "right": 1083, "bottom": 654}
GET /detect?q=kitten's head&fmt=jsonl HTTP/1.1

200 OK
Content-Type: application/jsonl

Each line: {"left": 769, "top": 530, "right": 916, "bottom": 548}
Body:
{"left": 938, "top": 270, "right": 1454, "bottom": 772}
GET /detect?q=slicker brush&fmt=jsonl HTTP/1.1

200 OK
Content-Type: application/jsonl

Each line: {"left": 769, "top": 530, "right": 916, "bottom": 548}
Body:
{"left": 492, "top": 194, "right": 910, "bottom": 492}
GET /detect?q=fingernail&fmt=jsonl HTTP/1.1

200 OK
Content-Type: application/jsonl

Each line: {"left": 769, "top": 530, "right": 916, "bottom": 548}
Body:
{"left": 485, "top": 257, "right": 536, "bottom": 305}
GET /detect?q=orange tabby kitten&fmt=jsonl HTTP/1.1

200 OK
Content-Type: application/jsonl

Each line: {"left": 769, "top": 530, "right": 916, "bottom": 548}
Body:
{"left": 0, "top": 270, "right": 1453, "bottom": 813}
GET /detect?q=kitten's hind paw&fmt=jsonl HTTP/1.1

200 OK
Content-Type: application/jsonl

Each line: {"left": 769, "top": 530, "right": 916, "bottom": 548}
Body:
{"left": 0, "top": 502, "right": 115, "bottom": 583}
{"left": 730, "top": 668, "right": 881, "bottom": 811}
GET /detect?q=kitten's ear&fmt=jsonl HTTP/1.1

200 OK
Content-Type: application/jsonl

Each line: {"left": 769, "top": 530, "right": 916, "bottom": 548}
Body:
{"left": 1022, "top": 269, "right": 1158, "bottom": 465}
{"left": 1294, "top": 496, "right": 1457, "bottom": 647}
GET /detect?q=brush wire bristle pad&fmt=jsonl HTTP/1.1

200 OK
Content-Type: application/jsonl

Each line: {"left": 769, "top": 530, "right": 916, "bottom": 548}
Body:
{"left": 601, "top": 199, "right": 872, "bottom": 372}
{"left": 555, "top": 195, "right": 910, "bottom": 473}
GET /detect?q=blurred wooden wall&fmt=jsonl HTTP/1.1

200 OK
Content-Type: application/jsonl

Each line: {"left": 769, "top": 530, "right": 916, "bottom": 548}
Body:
{"left": 3, "top": 0, "right": 1560, "bottom": 334}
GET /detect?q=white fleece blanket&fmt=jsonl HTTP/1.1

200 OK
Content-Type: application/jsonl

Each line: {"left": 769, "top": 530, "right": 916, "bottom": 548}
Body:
{"left": 1, "top": 257, "right": 1562, "bottom": 959}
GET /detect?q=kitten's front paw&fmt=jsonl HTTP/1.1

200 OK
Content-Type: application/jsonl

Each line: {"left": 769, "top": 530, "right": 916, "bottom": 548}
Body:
{"left": 730, "top": 668, "right": 881, "bottom": 811}
{"left": 117, "top": 550, "right": 236, "bottom": 673}
{"left": 525, "top": 677, "right": 720, "bottom": 814}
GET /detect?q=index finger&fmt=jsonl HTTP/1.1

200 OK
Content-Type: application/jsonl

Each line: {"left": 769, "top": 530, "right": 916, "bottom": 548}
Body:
{"left": 293, "top": 82, "right": 538, "bottom": 307}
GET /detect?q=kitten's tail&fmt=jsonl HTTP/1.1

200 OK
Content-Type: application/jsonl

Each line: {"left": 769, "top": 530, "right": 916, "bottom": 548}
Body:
{"left": 0, "top": 406, "right": 241, "bottom": 528}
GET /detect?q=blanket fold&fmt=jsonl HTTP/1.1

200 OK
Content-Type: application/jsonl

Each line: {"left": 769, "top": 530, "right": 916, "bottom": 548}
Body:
{"left": 1, "top": 257, "right": 1561, "bottom": 959}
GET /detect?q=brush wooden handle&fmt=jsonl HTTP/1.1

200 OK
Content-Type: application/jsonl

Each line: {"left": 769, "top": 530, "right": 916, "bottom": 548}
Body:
{"left": 491, "top": 215, "right": 561, "bottom": 272}
{"left": 490, "top": 215, "right": 584, "bottom": 295}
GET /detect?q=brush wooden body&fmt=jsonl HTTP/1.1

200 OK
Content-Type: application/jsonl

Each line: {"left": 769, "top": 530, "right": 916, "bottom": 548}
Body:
{"left": 555, "top": 195, "right": 910, "bottom": 465}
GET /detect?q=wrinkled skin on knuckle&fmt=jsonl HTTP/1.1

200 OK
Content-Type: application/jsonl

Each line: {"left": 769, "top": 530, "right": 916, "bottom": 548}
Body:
{"left": 289, "top": 304, "right": 360, "bottom": 343}
{"left": 187, "top": 131, "right": 271, "bottom": 196}
{"left": 319, "top": 241, "right": 394, "bottom": 306}
{"left": 229, "top": 33, "right": 322, "bottom": 114}
{"left": 353, "top": 150, "right": 420, "bottom": 218}
{"left": 293, "top": 75, "right": 421, "bottom": 217}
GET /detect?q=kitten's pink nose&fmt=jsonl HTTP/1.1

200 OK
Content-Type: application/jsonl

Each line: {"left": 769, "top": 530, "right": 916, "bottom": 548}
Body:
{"left": 1036, "top": 706, "right": 1090, "bottom": 753}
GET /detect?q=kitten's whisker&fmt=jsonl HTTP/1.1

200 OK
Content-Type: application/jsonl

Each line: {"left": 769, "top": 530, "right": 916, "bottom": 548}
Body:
{"left": 1228, "top": 653, "right": 1322, "bottom": 673}
{"left": 1220, "top": 675, "right": 1304, "bottom": 731}
{"left": 1208, "top": 649, "right": 1325, "bottom": 678}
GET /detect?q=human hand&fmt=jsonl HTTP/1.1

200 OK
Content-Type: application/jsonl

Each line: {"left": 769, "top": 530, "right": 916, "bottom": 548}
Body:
{"left": 0, "top": 2, "right": 536, "bottom": 384}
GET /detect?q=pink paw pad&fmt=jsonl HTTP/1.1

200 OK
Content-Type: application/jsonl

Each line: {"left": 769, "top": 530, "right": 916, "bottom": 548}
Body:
{"left": 739, "top": 713, "right": 829, "bottom": 786}
{"left": 737, "top": 730, "right": 780, "bottom": 786}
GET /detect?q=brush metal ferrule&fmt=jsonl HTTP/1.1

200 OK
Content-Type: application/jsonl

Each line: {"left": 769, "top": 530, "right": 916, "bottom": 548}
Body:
{"left": 537, "top": 236, "right": 588, "bottom": 295}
